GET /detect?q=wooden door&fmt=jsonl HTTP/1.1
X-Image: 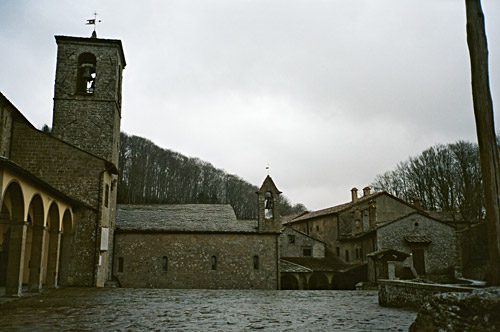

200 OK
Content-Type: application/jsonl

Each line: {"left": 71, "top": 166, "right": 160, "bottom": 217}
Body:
{"left": 412, "top": 249, "right": 425, "bottom": 275}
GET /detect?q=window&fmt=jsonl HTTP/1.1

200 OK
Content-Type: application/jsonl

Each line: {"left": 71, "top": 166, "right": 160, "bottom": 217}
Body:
{"left": 288, "top": 235, "right": 296, "bottom": 244}
{"left": 211, "top": 256, "right": 217, "bottom": 270}
{"left": 303, "top": 248, "right": 312, "bottom": 257}
{"left": 356, "top": 248, "right": 360, "bottom": 259}
{"left": 118, "top": 257, "right": 124, "bottom": 273}
{"left": 345, "top": 250, "right": 349, "bottom": 262}
{"left": 76, "top": 53, "right": 96, "bottom": 94}
{"left": 264, "top": 191, "right": 273, "bottom": 219}
{"left": 104, "top": 184, "right": 109, "bottom": 208}
{"left": 316, "top": 225, "right": 319, "bottom": 231}
{"left": 162, "top": 256, "right": 168, "bottom": 272}
{"left": 336, "top": 247, "right": 340, "bottom": 256}
{"left": 253, "top": 255, "right": 259, "bottom": 270}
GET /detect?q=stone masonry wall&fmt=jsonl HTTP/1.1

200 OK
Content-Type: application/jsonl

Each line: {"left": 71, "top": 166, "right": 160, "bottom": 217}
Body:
{"left": 114, "top": 232, "right": 279, "bottom": 289}
{"left": 378, "top": 279, "right": 474, "bottom": 309}
{"left": 9, "top": 121, "right": 105, "bottom": 207}
{"left": 52, "top": 38, "right": 123, "bottom": 166}
{"left": 377, "top": 214, "right": 457, "bottom": 275}
{"left": 280, "top": 227, "right": 325, "bottom": 258}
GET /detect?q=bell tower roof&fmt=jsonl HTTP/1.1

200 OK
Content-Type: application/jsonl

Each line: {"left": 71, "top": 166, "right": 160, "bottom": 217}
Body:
{"left": 257, "top": 175, "right": 282, "bottom": 194}
{"left": 55, "top": 35, "right": 126, "bottom": 68}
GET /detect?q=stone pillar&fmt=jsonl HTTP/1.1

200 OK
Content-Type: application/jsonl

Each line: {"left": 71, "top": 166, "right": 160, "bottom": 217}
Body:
{"left": 5, "top": 222, "right": 27, "bottom": 297}
{"left": 46, "top": 231, "right": 61, "bottom": 288}
{"left": 387, "top": 261, "right": 396, "bottom": 280}
{"left": 28, "top": 225, "right": 46, "bottom": 292}
{"left": 58, "top": 232, "right": 73, "bottom": 286}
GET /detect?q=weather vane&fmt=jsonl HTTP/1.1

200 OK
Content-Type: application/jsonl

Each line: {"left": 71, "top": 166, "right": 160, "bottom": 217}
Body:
{"left": 86, "top": 11, "right": 101, "bottom": 37}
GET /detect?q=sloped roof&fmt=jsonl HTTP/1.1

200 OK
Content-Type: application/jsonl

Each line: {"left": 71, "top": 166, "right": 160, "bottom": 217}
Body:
{"left": 290, "top": 191, "right": 421, "bottom": 224}
{"left": 376, "top": 210, "right": 454, "bottom": 230}
{"left": 280, "top": 259, "right": 312, "bottom": 273}
{"left": 281, "top": 211, "right": 309, "bottom": 225}
{"left": 366, "top": 248, "right": 410, "bottom": 262}
{"left": 404, "top": 234, "right": 432, "bottom": 244}
{"left": 116, "top": 204, "right": 258, "bottom": 233}
{"left": 281, "top": 255, "right": 357, "bottom": 273}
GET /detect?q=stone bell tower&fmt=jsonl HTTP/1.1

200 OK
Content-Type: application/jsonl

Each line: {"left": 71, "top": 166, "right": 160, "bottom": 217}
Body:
{"left": 51, "top": 34, "right": 126, "bottom": 166}
{"left": 257, "top": 175, "right": 282, "bottom": 233}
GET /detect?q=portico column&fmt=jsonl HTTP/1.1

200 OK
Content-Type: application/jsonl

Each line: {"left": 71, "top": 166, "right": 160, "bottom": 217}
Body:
{"left": 28, "top": 225, "right": 46, "bottom": 292}
{"left": 46, "top": 230, "right": 61, "bottom": 288}
{"left": 5, "top": 222, "right": 27, "bottom": 297}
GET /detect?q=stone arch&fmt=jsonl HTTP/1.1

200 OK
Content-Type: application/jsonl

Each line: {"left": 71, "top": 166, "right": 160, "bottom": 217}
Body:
{"left": 45, "top": 203, "right": 61, "bottom": 287}
{"left": 77, "top": 52, "right": 97, "bottom": 94}
{"left": 309, "top": 272, "right": 329, "bottom": 290}
{"left": 27, "top": 194, "right": 44, "bottom": 292}
{"left": 281, "top": 274, "right": 299, "bottom": 290}
{"left": 2, "top": 181, "right": 26, "bottom": 296}
{"left": 58, "top": 209, "right": 73, "bottom": 286}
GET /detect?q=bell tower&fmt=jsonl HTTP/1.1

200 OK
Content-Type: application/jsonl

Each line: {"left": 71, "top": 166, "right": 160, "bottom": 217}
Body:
{"left": 257, "top": 175, "right": 282, "bottom": 233}
{"left": 51, "top": 35, "right": 126, "bottom": 166}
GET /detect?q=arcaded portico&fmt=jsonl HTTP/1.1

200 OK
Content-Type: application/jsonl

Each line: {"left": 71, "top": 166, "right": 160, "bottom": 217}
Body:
{"left": 0, "top": 161, "right": 76, "bottom": 297}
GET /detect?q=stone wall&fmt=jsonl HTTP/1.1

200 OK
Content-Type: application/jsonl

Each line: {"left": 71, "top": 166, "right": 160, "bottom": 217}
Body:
{"left": 378, "top": 279, "right": 474, "bottom": 309}
{"left": 52, "top": 37, "right": 123, "bottom": 166}
{"left": 114, "top": 232, "right": 279, "bottom": 289}
{"left": 280, "top": 226, "right": 325, "bottom": 258}
{"left": 377, "top": 214, "right": 457, "bottom": 275}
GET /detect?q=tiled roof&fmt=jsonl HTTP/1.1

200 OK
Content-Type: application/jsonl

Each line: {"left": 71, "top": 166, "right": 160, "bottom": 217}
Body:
{"left": 116, "top": 204, "right": 258, "bottom": 233}
{"left": 280, "top": 259, "right": 312, "bottom": 273}
{"left": 290, "top": 192, "right": 382, "bottom": 223}
{"left": 404, "top": 235, "right": 432, "bottom": 244}
{"left": 281, "top": 255, "right": 357, "bottom": 273}
{"left": 281, "top": 211, "right": 309, "bottom": 225}
{"left": 366, "top": 248, "right": 410, "bottom": 261}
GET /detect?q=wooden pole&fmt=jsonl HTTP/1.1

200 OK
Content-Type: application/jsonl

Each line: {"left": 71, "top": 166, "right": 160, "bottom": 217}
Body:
{"left": 465, "top": 0, "right": 500, "bottom": 285}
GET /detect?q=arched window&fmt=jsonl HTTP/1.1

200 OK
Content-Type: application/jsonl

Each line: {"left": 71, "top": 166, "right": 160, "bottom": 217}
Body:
{"left": 211, "top": 256, "right": 217, "bottom": 270}
{"left": 118, "top": 257, "right": 124, "bottom": 273}
{"left": 162, "top": 256, "right": 168, "bottom": 272}
{"left": 77, "top": 53, "right": 96, "bottom": 94}
{"left": 264, "top": 191, "right": 273, "bottom": 219}
{"left": 253, "top": 255, "right": 259, "bottom": 270}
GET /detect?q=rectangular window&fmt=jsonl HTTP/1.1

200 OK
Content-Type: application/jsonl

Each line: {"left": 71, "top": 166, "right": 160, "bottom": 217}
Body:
{"left": 336, "top": 247, "right": 340, "bottom": 256}
{"left": 356, "top": 248, "right": 360, "bottom": 259}
{"left": 162, "top": 256, "right": 168, "bottom": 272}
{"left": 303, "top": 248, "right": 312, "bottom": 257}
{"left": 288, "top": 235, "right": 296, "bottom": 244}
{"left": 253, "top": 255, "right": 259, "bottom": 270}
{"left": 345, "top": 250, "right": 349, "bottom": 262}
{"left": 211, "top": 256, "right": 217, "bottom": 270}
{"left": 104, "top": 184, "right": 109, "bottom": 208}
{"left": 118, "top": 257, "right": 124, "bottom": 273}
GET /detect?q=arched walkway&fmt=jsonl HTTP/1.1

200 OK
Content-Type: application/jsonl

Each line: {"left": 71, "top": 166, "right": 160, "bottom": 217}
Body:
{"left": 309, "top": 272, "right": 329, "bottom": 290}
{"left": 281, "top": 274, "right": 299, "bottom": 290}
{"left": 3, "top": 182, "right": 26, "bottom": 296}
{"left": 0, "top": 176, "right": 74, "bottom": 296}
{"left": 58, "top": 209, "right": 73, "bottom": 286}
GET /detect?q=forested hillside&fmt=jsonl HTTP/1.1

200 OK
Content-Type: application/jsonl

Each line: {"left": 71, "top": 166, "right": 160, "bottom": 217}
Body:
{"left": 371, "top": 141, "right": 484, "bottom": 222}
{"left": 117, "top": 132, "right": 306, "bottom": 219}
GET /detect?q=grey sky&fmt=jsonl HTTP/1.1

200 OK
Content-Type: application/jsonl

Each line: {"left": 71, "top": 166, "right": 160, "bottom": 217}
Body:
{"left": 1, "top": 0, "right": 499, "bottom": 210}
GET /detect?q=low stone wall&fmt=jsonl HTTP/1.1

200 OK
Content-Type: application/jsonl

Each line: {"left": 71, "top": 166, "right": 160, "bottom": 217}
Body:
{"left": 378, "top": 279, "right": 475, "bottom": 309}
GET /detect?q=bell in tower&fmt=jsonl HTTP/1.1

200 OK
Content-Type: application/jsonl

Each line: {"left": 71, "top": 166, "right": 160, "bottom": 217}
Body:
{"left": 257, "top": 175, "right": 282, "bottom": 233}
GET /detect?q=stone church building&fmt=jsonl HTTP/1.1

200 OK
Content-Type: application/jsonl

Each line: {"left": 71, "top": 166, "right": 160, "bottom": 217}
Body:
{"left": 0, "top": 34, "right": 125, "bottom": 296}
{"left": 113, "top": 176, "right": 282, "bottom": 289}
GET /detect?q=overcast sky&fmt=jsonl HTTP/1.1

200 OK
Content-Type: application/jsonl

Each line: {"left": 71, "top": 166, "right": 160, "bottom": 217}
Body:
{"left": 1, "top": 0, "right": 499, "bottom": 211}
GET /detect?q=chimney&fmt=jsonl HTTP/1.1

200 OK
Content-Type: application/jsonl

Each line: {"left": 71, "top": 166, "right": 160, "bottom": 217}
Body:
{"left": 363, "top": 186, "right": 371, "bottom": 196}
{"left": 351, "top": 187, "right": 358, "bottom": 203}
{"left": 413, "top": 197, "right": 423, "bottom": 210}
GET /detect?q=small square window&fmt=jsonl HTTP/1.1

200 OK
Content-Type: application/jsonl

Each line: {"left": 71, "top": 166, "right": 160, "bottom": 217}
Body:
{"left": 303, "top": 248, "right": 312, "bottom": 257}
{"left": 288, "top": 235, "right": 296, "bottom": 244}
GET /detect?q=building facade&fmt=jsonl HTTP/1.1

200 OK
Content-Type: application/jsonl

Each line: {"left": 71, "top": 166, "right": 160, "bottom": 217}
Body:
{"left": 113, "top": 176, "right": 282, "bottom": 289}
{"left": 0, "top": 33, "right": 125, "bottom": 296}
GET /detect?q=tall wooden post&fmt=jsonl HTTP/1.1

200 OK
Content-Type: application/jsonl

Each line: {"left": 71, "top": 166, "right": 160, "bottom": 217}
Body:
{"left": 465, "top": 0, "right": 500, "bottom": 285}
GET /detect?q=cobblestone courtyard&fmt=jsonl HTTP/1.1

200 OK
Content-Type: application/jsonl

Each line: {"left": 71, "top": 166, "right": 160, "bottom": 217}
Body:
{"left": 0, "top": 288, "right": 417, "bottom": 331}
